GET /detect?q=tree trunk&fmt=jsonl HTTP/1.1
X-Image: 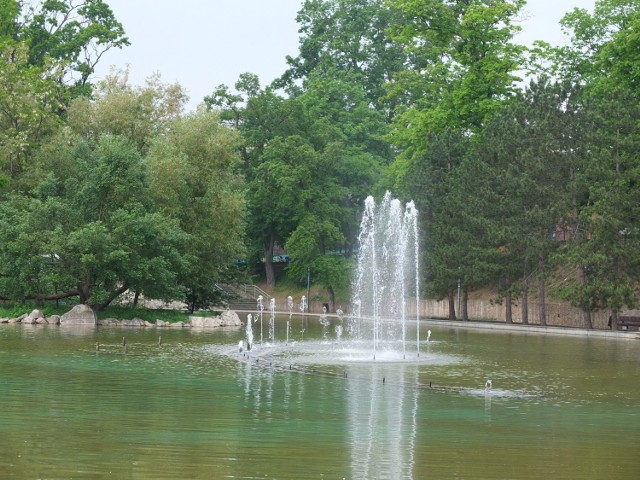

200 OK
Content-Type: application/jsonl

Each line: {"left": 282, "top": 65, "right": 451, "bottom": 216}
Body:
{"left": 133, "top": 290, "right": 140, "bottom": 306}
{"left": 326, "top": 286, "right": 335, "bottom": 313}
{"left": 538, "top": 254, "right": 547, "bottom": 326}
{"left": 580, "top": 266, "right": 593, "bottom": 329}
{"left": 522, "top": 273, "right": 529, "bottom": 325}
{"left": 448, "top": 289, "right": 456, "bottom": 320}
{"left": 78, "top": 283, "right": 90, "bottom": 305}
{"left": 610, "top": 307, "right": 619, "bottom": 331}
{"left": 264, "top": 233, "right": 276, "bottom": 288}
{"left": 462, "top": 288, "right": 468, "bottom": 321}
{"left": 94, "top": 284, "right": 129, "bottom": 311}
{"left": 505, "top": 291, "right": 513, "bottom": 324}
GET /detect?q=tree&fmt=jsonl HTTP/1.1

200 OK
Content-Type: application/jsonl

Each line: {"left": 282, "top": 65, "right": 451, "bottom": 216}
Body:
{"left": 387, "top": 0, "right": 526, "bottom": 147}
{"left": 476, "top": 79, "right": 587, "bottom": 325}
{"left": 18, "top": 0, "right": 129, "bottom": 95}
{"left": 405, "top": 129, "right": 472, "bottom": 319}
{"left": 560, "top": 89, "right": 640, "bottom": 328}
{"left": 146, "top": 110, "right": 246, "bottom": 312}
{"left": 0, "top": 134, "right": 189, "bottom": 309}
{"left": 279, "top": 0, "right": 406, "bottom": 115}
{"left": 554, "top": 0, "right": 639, "bottom": 91}
{"left": 543, "top": 0, "right": 640, "bottom": 327}
{"left": 0, "top": 42, "right": 64, "bottom": 179}
{"left": 205, "top": 77, "right": 305, "bottom": 287}
{"left": 67, "top": 69, "right": 188, "bottom": 154}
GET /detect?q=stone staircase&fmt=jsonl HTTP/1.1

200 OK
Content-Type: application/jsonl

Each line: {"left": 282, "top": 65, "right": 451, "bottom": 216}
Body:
{"left": 215, "top": 284, "right": 271, "bottom": 311}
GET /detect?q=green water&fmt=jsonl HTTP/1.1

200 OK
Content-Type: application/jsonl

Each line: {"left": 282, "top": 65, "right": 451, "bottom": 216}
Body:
{"left": 1, "top": 320, "right": 639, "bottom": 479}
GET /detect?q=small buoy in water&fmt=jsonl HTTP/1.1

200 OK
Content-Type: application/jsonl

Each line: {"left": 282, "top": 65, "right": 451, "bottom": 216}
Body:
{"left": 485, "top": 379, "right": 492, "bottom": 390}
{"left": 238, "top": 341, "right": 243, "bottom": 353}
{"left": 427, "top": 330, "right": 432, "bottom": 342}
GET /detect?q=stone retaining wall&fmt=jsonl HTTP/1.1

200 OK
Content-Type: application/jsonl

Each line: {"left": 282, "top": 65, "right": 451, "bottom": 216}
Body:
{"left": 306, "top": 298, "right": 611, "bottom": 330}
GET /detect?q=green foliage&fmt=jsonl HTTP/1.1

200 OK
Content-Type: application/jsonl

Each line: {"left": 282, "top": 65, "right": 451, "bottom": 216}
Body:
{"left": 387, "top": 0, "right": 526, "bottom": 143}
{"left": 19, "top": 0, "right": 129, "bottom": 91}
{"left": 146, "top": 110, "right": 246, "bottom": 311}
{"left": 0, "top": 43, "right": 64, "bottom": 178}
{"left": 558, "top": 88, "right": 640, "bottom": 316}
{"left": 0, "top": 134, "right": 190, "bottom": 308}
{"left": 280, "top": 0, "right": 406, "bottom": 111}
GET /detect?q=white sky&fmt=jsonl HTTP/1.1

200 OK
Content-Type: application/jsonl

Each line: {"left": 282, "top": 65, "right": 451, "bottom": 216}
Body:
{"left": 94, "top": 0, "right": 597, "bottom": 112}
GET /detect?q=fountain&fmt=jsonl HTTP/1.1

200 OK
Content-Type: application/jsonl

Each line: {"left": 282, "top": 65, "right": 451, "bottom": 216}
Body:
{"left": 257, "top": 295, "right": 264, "bottom": 344}
{"left": 269, "top": 297, "right": 276, "bottom": 343}
{"left": 349, "top": 191, "right": 420, "bottom": 359}
{"left": 286, "top": 296, "right": 293, "bottom": 345}
{"left": 242, "top": 192, "right": 421, "bottom": 363}
{"left": 245, "top": 313, "right": 253, "bottom": 351}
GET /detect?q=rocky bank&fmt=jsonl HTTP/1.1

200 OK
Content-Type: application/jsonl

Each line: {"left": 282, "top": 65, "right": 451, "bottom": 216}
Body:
{"left": 0, "top": 304, "right": 242, "bottom": 328}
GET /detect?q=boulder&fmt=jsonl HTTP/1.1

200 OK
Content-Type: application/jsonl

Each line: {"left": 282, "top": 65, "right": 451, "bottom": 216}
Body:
{"left": 47, "top": 315, "right": 60, "bottom": 325}
{"left": 60, "top": 304, "right": 97, "bottom": 326}
{"left": 25, "top": 310, "right": 45, "bottom": 324}
{"left": 155, "top": 319, "right": 170, "bottom": 327}
{"left": 98, "top": 318, "right": 120, "bottom": 326}
{"left": 120, "top": 318, "right": 146, "bottom": 327}
{"left": 220, "top": 310, "right": 241, "bottom": 326}
{"left": 10, "top": 313, "right": 28, "bottom": 324}
{"left": 189, "top": 310, "right": 241, "bottom": 328}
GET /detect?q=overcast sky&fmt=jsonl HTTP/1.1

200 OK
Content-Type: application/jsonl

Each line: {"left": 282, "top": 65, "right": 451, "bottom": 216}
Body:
{"left": 94, "top": 0, "right": 598, "bottom": 112}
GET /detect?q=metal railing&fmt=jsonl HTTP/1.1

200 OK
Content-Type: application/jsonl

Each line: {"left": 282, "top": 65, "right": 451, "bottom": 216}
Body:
{"left": 215, "top": 284, "right": 270, "bottom": 302}
{"left": 240, "top": 284, "right": 270, "bottom": 301}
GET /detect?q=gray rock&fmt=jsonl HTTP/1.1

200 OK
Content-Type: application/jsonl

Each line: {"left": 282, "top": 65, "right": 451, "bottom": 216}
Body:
{"left": 47, "top": 315, "right": 61, "bottom": 325}
{"left": 220, "top": 310, "right": 241, "bottom": 326}
{"left": 189, "top": 310, "right": 241, "bottom": 328}
{"left": 12, "top": 313, "right": 28, "bottom": 323}
{"left": 98, "top": 318, "right": 120, "bottom": 326}
{"left": 155, "top": 320, "right": 170, "bottom": 327}
{"left": 26, "top": 309, "right": 44, "bottom": 323}
{"left": 60, "top": 304, "right": 97, "bottom": 326}
{"left": 121, "top": 318, "right": 146, "bottom": 327}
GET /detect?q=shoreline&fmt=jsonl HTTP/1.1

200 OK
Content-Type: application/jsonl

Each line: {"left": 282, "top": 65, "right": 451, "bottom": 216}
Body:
{"left": 235, "top": 310, "right": 640, "bottom": 341}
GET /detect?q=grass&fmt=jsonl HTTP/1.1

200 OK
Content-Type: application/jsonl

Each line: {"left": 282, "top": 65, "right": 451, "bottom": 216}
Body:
{"left": 261, "top": 277, "right": 352, "bottom": 303}
{"left": 0, "top": 301, "right": 72, "bottom": 318}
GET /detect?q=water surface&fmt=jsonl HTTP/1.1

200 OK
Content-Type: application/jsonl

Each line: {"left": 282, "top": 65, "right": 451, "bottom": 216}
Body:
{"left": 1, "top": 319, "right": 638, "bottom": 479}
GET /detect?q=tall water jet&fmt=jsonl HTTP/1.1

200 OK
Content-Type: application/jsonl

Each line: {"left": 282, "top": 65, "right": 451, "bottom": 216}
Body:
{"left": 287, "top": 296, "right": 293, "bottom": 345}
{"left": 257, "top": 296, "right": 264, "bottom": 344}
{"left": 246, "top": 313, "right": 254, "bottom": 351}
{"left": 350, "top": 192, "right": 420, "bottom": 359}
{"left": 269, "top": 298, "right": 276, "bottom": 343}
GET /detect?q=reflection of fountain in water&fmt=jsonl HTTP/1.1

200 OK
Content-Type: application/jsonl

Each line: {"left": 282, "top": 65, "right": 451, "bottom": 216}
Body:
{"left": 350, "top": 192, "right": 420, "bottom": 360}
{"left": 348, "top": 365, "right": 418, "bottom": 479}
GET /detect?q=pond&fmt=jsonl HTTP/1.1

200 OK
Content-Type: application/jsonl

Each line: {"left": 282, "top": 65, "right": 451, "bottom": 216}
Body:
{"left": 1, "top": 317, "right": 639, "bottom": 479}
